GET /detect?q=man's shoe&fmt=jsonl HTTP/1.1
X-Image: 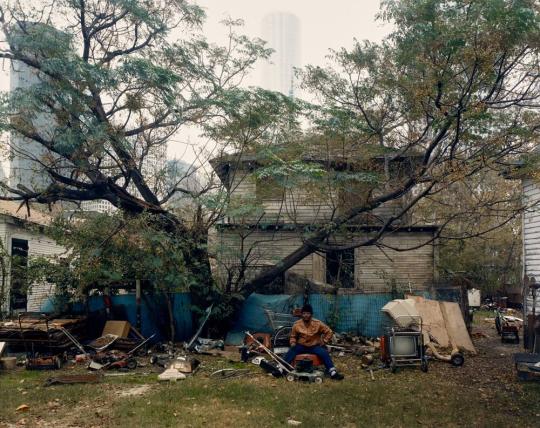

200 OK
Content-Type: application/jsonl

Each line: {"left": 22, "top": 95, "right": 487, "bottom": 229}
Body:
{"left": 330, "top": 371, "right": 344, "bottom": 380}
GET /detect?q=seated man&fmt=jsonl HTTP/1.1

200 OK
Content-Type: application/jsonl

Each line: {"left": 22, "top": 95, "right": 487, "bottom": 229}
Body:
{"left": 284, "top": 304, "right": 344, "bottom": 380}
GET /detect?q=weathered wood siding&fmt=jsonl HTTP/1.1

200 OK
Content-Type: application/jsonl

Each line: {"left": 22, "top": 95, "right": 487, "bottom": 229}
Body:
{"left": 215, "top": 228, "right": 435, "bottom": 292}
{"left": 213, "top": 229, "right": 313, "bottom": 282}
{"left": 228, "top": 169, "right": 406, "bottom": 225}
{"left": 355, "top": 232, "right": 435, "bottom": 292}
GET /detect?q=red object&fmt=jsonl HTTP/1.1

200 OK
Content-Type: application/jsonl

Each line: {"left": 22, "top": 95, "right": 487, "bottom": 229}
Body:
{"left": 75, "top": 354, "right": 88, "bottom": 363}
{"left": 245, "top": 332, "right": 272, "bottom": 349}
{"left": 293, "top": 354, "right": 324, "bottom": 367}
{"left": 379, "top": 335, "right": 390, "bottom": 363}
{"left": 103, "top": 295, "right": 112, "bottom": 309}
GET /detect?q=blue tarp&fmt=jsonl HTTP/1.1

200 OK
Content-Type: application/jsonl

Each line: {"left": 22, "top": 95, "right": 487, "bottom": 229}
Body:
{"left": 41, "top": 292, "right": 193, "bottom": 342}
{"left": 41, "top": 291, "right": 396, "bottom": 343}
{"left": 228, "top": 292, "right": 395, "bottom": 344}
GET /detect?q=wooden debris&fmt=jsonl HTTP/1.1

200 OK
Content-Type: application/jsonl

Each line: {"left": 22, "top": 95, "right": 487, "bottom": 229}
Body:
{"left": 408, "top": 296, "right": 450, "bottom": 347}
{"left": 440, "top": 302, "right": 477, "bottom": 354}
{"left": 102, "top": 321, "right": 130, "bottom": 338}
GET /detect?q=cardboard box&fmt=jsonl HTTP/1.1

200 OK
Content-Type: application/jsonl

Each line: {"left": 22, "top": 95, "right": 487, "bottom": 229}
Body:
{"left": 102, "top": 321, "right": 131, "bottom": 338}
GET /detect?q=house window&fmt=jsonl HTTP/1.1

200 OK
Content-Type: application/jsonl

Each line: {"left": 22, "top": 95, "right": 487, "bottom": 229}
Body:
{"left": 326, "top": 248, "right": 355, "bottom": 288}
{"left": 10, "top": 238, "right": 28, "bottom": 311}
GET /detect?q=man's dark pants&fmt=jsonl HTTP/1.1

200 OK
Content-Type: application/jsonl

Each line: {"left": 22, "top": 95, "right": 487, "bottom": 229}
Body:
{"left": 283, "top": 344, "right": 335, "bottom": 371}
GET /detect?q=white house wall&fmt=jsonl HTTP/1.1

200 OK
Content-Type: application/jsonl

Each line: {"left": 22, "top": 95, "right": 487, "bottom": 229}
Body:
{"left": 0, "top": 219, "right": 65, "bottom": 312}
{"left": 522, "top": 178, "right": 540, "bottom": 314}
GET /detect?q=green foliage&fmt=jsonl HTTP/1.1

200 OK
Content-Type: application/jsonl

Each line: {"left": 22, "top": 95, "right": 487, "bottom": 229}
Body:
{"left": 29, "top": 212, "right": 192, "bottom": 295}
{"left": 1, "top": 0, "right": 539, "bottom": 298}
{"left": 205, "top": 88, "right": 302, "bottom": 149}
{"left": 0, "top": 239, "right": 9, "bottom": 317}
{"left": 255, "top": 160, "right": 326, "bottom": 184}
{"left": 418, "top": 171, "right": 523, "bottom": 292}
{"left": 439, "top": 223, "right": 521, "bottom": 293}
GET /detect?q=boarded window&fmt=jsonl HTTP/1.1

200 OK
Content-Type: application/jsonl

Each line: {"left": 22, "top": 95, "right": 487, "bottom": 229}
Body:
{"left": 326, "top": 248, "right": 355, "bottom": 288}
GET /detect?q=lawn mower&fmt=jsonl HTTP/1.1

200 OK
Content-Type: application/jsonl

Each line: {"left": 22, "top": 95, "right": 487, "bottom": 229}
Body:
{"left": 245, "top": 331, "right": 324, "bottom": 384}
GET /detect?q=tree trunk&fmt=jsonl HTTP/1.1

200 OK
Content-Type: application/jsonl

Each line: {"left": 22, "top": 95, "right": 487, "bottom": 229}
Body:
{"left": 243, "top": 239, "right": 319, "bottom": 295}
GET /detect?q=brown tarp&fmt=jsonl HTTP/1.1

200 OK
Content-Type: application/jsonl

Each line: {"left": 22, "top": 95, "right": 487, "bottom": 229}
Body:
{"left": 408, "top": 296, "right": 451, "bottom": 348}
{"left": 440, "top": 301, "right": 476, "bottom": 354}
{"left": 406, "top": 295, "right": 476, "bottom": 354}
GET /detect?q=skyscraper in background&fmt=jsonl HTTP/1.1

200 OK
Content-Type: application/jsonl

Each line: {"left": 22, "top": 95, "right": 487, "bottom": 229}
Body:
{"left": 3, "top": 57, "right": 55, "bottom": 193}
{"left": 261, "top": 12, "right": 301, "bottom": 97}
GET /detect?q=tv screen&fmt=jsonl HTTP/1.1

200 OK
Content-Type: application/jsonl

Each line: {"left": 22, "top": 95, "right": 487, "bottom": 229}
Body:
{"left": 390, "top": 336, "right": 417, "bottom": 357}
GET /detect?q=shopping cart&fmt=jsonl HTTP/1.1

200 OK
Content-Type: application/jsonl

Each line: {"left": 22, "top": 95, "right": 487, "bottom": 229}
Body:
{"left": 263, "top": 308, "right": 299, "bottom": 352}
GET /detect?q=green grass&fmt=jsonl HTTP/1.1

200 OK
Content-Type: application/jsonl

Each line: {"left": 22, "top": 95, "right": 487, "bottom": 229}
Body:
{"left": 1, "top": 359, "right": 539, "bottom": 428}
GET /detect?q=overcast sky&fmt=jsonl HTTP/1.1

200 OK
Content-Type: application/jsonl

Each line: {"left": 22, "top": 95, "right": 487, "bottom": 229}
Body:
{"left": 0, "top": 1, "right": 391, "bottom": 163}
{"left": 197, "top": 0, "right": 390, "bottom": 85}
{"left": 176, "top": 0, "right": 391, "bottom": 161}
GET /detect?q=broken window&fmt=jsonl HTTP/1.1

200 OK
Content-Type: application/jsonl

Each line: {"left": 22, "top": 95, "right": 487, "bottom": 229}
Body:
{"left": 326, "top": 248, "right": 355, "bottom": 288}
{"left": 10, "top": 238, "right": 28, "bottom": 311}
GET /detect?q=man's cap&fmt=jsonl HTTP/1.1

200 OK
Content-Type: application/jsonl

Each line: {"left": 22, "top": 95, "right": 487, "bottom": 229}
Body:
{"left": 301, "top": 304, "right": 313, "bottom": 314}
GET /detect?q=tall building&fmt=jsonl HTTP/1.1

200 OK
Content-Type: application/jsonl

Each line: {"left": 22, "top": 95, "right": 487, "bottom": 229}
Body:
{"left": 2, "top": 60, "right": 55, "bottom": 193}
{"left": 261, "top": 12, "right": 301, "bottom": 97}
{"left": 163, "top": 159, "right": 203, "bottom": 211}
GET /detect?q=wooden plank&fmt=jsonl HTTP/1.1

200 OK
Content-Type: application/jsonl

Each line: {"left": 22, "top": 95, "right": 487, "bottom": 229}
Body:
{"left": 408, "top": 296, "right": 450, "bottom": 348}
{"left": 312, "top": 252, "right": 326, "bottom": 283}
{"left": 102, "top": 321, "right": 131, "bottom": 338}
{"left": 440, "top": 301, "right": 477, "bottom": 354}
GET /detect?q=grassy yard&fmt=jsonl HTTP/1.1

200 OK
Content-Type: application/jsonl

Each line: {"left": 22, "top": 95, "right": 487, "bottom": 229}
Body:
{"left": 1, "top": 320, "right": 539, "bottom": 427}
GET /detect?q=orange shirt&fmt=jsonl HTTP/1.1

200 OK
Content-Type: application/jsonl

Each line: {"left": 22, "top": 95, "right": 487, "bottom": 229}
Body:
{"left": 289, "top": 318, "right": 333, "bottom": 347}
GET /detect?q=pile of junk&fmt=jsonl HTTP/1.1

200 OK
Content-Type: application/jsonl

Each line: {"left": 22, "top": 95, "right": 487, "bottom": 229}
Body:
{"left": 0, "top": 296, "right": 478, "bottom": 385}
{"left": 233, "top": 296, "right": 475, "bottom": 382}
{"left": 0, "top": 313, "right": 159, "bottom": 374}
{"left": 380, "top": 297, "right": 473, "bottom": 372}
{"left": 0, "top": 306, "right": 257, "bottom": 384}
{"left": 0, "top": 311, "right": 212, "bottom": 383}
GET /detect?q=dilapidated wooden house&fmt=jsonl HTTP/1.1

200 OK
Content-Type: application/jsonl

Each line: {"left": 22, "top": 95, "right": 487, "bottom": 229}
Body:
{"left": 210, "top": 143, "right": 439, "bottom": 293}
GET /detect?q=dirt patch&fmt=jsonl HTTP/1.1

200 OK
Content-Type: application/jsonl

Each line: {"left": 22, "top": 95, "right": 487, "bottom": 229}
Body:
{"left": 119, "top": 384, "right": 152, "bottom": 397}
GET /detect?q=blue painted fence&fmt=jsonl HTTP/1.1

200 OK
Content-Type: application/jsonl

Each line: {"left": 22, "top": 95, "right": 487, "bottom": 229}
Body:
{"left": 41, "top": 292, "right": 193, "bottom": 342}
{"left": 231, "top": 293, "right": 394, "bottom": 341}
{"left": 41, "top": 292, "right": 397, "bottom": 342}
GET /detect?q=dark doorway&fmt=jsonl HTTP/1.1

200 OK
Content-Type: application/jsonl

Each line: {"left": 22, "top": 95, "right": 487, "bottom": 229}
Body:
{"left": 10, "top": 238, "right": 29, "bottom": 311}
{"left": 326, "top": 248, "right": 355, "bottom": 288}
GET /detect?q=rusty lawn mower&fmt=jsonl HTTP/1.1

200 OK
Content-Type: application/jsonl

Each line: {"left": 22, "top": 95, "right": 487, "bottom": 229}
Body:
{"left": 245, "top": 331, "right": 324, "bottom": 384}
